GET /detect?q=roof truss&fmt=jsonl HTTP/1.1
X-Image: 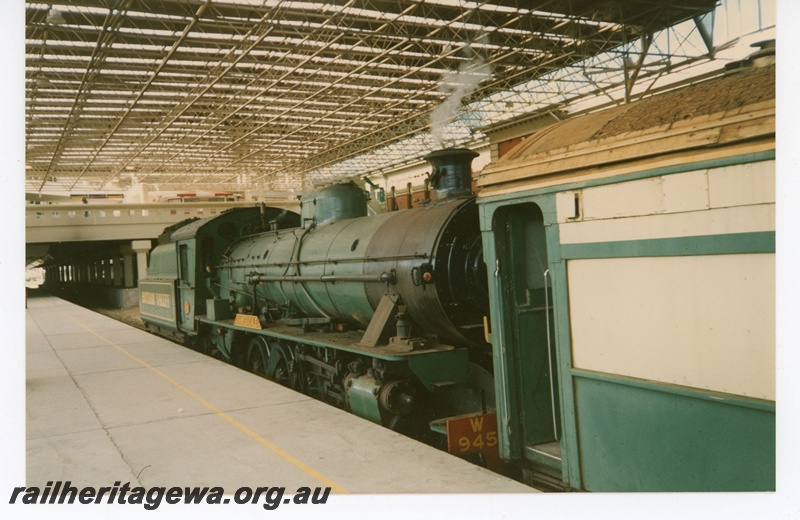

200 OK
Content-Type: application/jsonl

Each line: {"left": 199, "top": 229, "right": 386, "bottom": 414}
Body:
{"left": 26, "top": 0, "right": 717, "bottom": 193}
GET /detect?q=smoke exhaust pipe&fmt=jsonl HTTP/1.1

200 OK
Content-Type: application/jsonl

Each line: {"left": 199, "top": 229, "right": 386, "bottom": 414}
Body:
{"left": 424, "top": 148, "right": 479, "bottom": 201}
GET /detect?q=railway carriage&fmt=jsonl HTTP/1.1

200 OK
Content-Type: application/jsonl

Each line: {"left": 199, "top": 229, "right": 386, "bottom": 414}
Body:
{"left": 476, "top": 60, "right": 776, "bottom": 491}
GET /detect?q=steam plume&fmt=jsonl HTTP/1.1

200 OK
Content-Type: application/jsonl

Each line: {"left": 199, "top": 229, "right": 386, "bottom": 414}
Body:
{"left": 430, "top": 45, "right": 491, "bottom": 149}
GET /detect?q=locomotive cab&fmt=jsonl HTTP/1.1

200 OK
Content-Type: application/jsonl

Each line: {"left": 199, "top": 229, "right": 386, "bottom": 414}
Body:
{"left": 139, "top": 206, "right": 300, "bottom": 344}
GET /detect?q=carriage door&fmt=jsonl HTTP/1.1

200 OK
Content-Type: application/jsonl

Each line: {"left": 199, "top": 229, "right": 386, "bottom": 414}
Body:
{"left": 497, "top": 203, "right": 561, "bottom": 472}
{"left": 177, "top": 241, "right": 196, "bottom": 332}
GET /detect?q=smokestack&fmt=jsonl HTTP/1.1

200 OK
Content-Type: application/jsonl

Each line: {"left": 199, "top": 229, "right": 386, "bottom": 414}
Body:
{"left": 424, "top": 148, "right": 479, "bottom": 201}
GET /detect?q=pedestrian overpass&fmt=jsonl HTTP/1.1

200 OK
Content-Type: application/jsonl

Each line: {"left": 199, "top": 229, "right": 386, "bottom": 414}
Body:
{"left": 26, "top": 200, "right": 299, "bottom": 245}
{"left": 25, "top": 199, "right": 299, "bottom": 308}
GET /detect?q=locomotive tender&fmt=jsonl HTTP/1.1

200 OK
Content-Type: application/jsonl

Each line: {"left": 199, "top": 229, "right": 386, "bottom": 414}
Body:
{"left": 140, "top": 57, "right": 776, "bottom": 492}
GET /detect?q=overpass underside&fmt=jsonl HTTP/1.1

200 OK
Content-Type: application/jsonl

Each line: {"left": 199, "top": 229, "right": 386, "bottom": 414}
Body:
{"left": 32, "top": 238, "right": 153, "bottom": 310}
{"left": 27, "top": 201, "right": 299, "bottom": 309}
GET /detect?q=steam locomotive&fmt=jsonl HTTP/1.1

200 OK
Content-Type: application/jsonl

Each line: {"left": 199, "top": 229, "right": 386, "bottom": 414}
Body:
{"left": 139, "top": 59, "right": 776, "bottom": 492}
{"left": 139, "top": 149, "right": 494, "bottom": 441}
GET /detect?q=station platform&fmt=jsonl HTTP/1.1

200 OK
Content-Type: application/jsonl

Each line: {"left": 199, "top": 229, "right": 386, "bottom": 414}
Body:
{"left": 25, "top": 296, "right": 534, "bottom": 495}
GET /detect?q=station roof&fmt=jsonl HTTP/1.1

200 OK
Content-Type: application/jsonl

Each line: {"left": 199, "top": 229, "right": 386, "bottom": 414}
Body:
{"left": 25, "top": 0, "right": 716, "bottom": 194}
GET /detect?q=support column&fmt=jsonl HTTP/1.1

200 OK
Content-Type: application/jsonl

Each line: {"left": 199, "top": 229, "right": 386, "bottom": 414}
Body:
{"left": 100, "top": 259, "right": 107, "bottom": 286}
{"left": 120, "top": 245, "right": 136, "bottom": 288}
{"left": 107, "top": 258, "right": 114, "bottom": 286}
{"left": 101, "top": 259, "right": 108, "bottom": 286}
{"left": 123, "top": 253, "right": 135, "bottom": 287}
{"left": 113, "top": 256, "right": 123, "bottom": 287}
{"left": 132, "top": 240, "right": 152, "bottom": 285}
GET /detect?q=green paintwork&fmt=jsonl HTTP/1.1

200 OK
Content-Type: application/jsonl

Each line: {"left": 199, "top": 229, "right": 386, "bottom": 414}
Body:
{"left": 478, "top": 151, "right": 776, "bottom": 490}
{"left": 177, "top": 241, "right": 196, "bottom": 332}
{"left": 572, "top": 373, "right": 775, "bottom": 491}
{"left": 482, "top": 228, "right": 515, "bottom": 460}
{"left": 560, "top": 231, "right": 775, "bottom": 259}
{"left": 482, "top": 196, "right": 576, "bottom": 487}
{"left": 197, "top": 315, "right": 465, "bottom": 362}
{"left": 573, "top": 368, "right": 775, "bottom": 412}
{"left": 138, "top": 280, "right": 178, "bottom": 327}
{"left": 297, "top": 216, "right": 384, "bottom": 324}
{"left": 347, "top": 375, "right": 383, "bottom": 423}
{"left": 492, "top": 203, "right": 560, "bottom": 452}
{"left": 147, "top": 243, "right": 177, "bottom": 275}
{"left": 219, "top": 197, "right": 486, "bottom": 350}
{"left": 227, "top": 213, "right": 392, "bottom": 328}
{"left": 547, "top": 257, "right": 580, "bottom": 487}
{"left": 139, "top": 207, "right": 300, "bottom": 334}
{"left": 300, "top": 182, "right": 369, "bottom": 227}
{"left": 406, "top": 349, "right": 469, "bottom": 392}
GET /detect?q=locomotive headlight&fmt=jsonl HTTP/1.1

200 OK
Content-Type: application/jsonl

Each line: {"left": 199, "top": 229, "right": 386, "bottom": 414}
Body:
{"left": 411, "top": 263, "right": 434, "bottom": 286}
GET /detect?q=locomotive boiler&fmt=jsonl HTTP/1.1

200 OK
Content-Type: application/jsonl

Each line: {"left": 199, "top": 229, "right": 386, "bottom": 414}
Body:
{"left": 220, "top": 148, "right": 487, "bottom": 349}
{"left": 140, "top": 148, "right": 494, "bottom": 440}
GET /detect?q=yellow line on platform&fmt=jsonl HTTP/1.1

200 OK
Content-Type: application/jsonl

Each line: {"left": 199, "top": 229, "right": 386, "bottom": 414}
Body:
{"left": 57, "top": 305, "right": 349, "bottom": 494}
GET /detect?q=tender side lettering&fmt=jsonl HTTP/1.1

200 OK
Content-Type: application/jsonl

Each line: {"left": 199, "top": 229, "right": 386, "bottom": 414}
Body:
{"left": 141, "top": 291, "right": 171, "bottom": 309}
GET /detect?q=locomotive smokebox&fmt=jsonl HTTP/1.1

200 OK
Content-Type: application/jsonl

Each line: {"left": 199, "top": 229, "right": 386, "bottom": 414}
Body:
{"left": 425, "top": 148, "right": 479, "bottom": 201}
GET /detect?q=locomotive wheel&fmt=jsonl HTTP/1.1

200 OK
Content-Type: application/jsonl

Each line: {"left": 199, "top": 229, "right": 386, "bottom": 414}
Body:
{"left": 266, "top": 344, "right": 304, "bottom": 391}
{"left": 246, "top": 336, "right": 270, "bottom": 378}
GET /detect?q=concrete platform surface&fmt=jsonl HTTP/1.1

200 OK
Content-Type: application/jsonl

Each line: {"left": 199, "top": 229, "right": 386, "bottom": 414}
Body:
{"left": 26, "top": 296, "right": 534, "bottom": 494}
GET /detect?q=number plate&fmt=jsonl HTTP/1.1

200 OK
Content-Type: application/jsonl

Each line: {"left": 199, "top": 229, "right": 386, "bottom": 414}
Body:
{"left": 445, "top": 412, "right": 501, "bottom": 471}
{"left": 233, "top": 314, "right": 262, "bottom": 330}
